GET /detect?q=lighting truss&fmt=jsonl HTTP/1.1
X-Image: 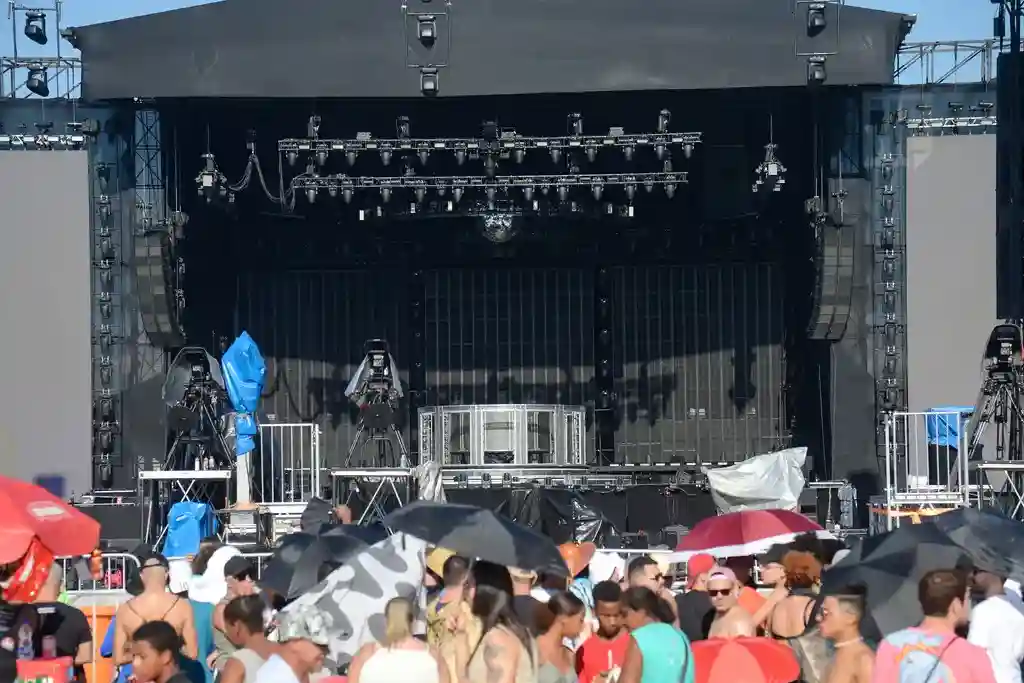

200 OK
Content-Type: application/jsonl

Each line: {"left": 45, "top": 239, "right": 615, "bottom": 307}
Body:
{"left": 906, "top": 115, "right": 998, "bottom": 134}
{"left": 278, "top": 131, "right": 703, "bottom": 165}
{"left": 0, "top": 132, "right": 86, "bottom": 149}
{"left": 290, "top": 171, "right": 687, "bottom": 202}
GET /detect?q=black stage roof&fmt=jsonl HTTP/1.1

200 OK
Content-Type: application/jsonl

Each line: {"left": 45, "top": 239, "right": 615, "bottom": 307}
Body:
{"left": 74, "top": 0, "right": 912, "bottom": 100}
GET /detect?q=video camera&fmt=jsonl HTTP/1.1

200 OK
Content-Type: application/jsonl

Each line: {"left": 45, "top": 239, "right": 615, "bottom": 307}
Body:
{"left": 344, "top": 338, "right": 404, "bottom": 408}
{"left": 984, "top": 323, "right": 1023, "bottom": 378}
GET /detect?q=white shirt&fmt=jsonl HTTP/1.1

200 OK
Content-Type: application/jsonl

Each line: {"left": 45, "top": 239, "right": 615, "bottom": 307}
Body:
{"left": 254, "top": 654, "right": 301, "bottom": 683}
{"left": 968, "top": 592, "right": 1024, "bottom": 683}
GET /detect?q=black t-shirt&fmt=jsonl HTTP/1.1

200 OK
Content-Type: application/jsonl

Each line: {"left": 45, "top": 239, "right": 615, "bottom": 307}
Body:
{"left": 167, "top": 671, "right": 194, "bottom": 683}
{"left": 512, "top": 595, "right": 538, "bottom": 634}
{"left": 676, "top": 590, "right": 715, "bottom": 643}
{"left": 34, "top": 602, "right": 92, "bottom": 683}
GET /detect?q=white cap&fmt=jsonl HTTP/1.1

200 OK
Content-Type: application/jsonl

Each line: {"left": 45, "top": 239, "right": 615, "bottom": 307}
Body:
{"left": 168, "top": 559, "right": 193, "bottom": 594}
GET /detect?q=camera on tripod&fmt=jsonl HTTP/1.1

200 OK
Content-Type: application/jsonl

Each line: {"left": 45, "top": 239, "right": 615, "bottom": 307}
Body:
{"left": 343, "top": 338, "right": 409, "bottom": 467}
{"left": 984, "top": 323, "right": 1023, "bottom": 380}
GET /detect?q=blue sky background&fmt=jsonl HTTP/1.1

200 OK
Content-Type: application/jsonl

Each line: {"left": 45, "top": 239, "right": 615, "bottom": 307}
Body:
{"left": 0, "top": 0, "right": 1002, "bottom": 83}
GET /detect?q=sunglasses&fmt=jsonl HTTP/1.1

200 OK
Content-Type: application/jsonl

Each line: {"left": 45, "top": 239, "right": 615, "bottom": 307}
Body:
{"left": 707, "top": 588, "right": 732, "bottom": 598}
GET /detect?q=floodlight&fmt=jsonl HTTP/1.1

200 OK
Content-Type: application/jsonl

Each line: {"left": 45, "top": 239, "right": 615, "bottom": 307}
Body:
{"left": 807, "top": 56, "right": 827, "bottom": 84}
{"left": 420, "top": 68, "right": 438, "bottom": 97}
{"left": 417, "top": 16, "right": 437, "bottom": 47}
{"left": 807, "top": 3, "right": 827, "bottom": 35}
{"left": 24, "top": 11, "right": 47, "bottom": 45}
{"left": 657, "top": 109, "right": 671, "bottom": 133}
{"left": 25, "top": 65, "right": 49, "bottom": 97}
{"left": 381, "top": 150, "right": 392, "bottom": 165}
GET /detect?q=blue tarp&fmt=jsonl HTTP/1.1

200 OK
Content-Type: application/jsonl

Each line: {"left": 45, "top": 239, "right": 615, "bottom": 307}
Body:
{"left": 221, "top": 331, "right": 266, "bottom": 457}
{"left": 163, "top": 502, "right": 218, "bottom": 557}
{"left": 925, "top": 405, "right": 975, "bottom": 448}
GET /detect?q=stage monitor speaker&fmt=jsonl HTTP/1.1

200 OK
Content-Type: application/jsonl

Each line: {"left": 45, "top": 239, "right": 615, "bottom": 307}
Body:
{"left": 997, "top": 52, "right": 1024, "bottom": 319}
{"left": 133, "top": 231, "right": 185, "bottom": 349}
{"left": 807, "top": 178, "right": 862, "bottom": 340}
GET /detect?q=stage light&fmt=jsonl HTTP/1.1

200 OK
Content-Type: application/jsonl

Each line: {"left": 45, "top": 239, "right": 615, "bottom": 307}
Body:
{"left": 316, "top": 150, "right": 327, "bottom": 166}
{"left": 623, "top": 146, "right": 634, "bottom": 161}
{"left": 328, "top": 184, "right": 338, "bottom": 198}
{"left": 807, "top": 55, "right": 827, "bottom": 84}
{"left": 513, "top": 148, "right": 525, "bottom": 164}
{"left": 346, "top": 150, "right": 358, "bottom": 165}
{"left": 453, "top": 187, "right": 463, "bottom": 202}
{"left": 486, "top": 186, "right": 497, "bottom": 202}
{"left": 683, "top": 143, "right": 694, "bottom": 159}
{"left": 657, "top": 109, "right": 671, "bottom": 134}
{"left": 381, "top": 150, "right": 392, "bottom": 165}
{"left": 417, "top": 16, "right": 437, "bottom": 46}
{"left": 415, "top": 187, "right": 426, "bottom": 203}
{"left": 807, "top": 3, "right": 827, "bottom": 35}
{"left": 418, "top": 149, "right": 429, "bottom": 165}
{"left": 287, "top": 150, "right": 299, "bottom": 165}
{"left": 397, "top": 116, "right": 412, "bottom": 139}
{"left": 484, "top": 155, "right": 497, "bottom": 176}
{"left": 586, "top": 146, "right": 597, "bottom": 163}
{"left": 420, "top": 68, "right": 438, "bottom": 96}
{"left": 557, "top": 185, "right": 569, "bottom": 201}
{"left": 343, "top": 187, "right": 353, "bottom": 203}
{"left": 592, "top": 184, "right": 603, "bottom": 200}
{"left": 524, "top": 186, "right": 534, "bottom": 201}
{"left": 655, "top": 143, "right": 666, "bottom": 160}
{"left": 551, "top": 149, "right": 562, "bottom": 164}
{"left": 196, "top": 153, "right": 224, "bottom": 203}
{"left": 753, "top": 142, "right": 787, "bottom": 192}
{"left": 480, "top": 213, "right": 519, "bottom": 243}
{"left": 881, "top": 157, "right": 894, "bottom": 182}
{"left": 24, "top": 11, "right": 47, "bottom": 45}
{"left": 455, "top": 149, "right": 467, "bottom": 165}
{"left": 381, "top": 187, "right": 392, "bottom": 202}
{"left": 665, "top": 183, "right": 677, "bottom": 198}
{"left": 625, "top": 184, "right": 636, "bottom": 201}
{"left": 568, "top": 113, "right": 583, "bottom": 136}
{"left": 25, "top": 65, "right": 49, "bottom": 97}
{"left": 306, "top": 187, "right": 316, "bottom": 203}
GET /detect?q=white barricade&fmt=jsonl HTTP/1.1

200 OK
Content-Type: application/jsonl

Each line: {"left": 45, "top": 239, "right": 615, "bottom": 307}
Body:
{"left": 883, "top": 410, "right": 969, "bottom": 526}
{"left": 57, "top": 552, "right": 140, "bottom": 593}
{"left": 258, "top": 422, "right": 322, "bottom": 504}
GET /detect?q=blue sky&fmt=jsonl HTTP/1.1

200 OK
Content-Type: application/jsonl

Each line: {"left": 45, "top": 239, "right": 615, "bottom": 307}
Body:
{"left": 0, "top": 0, "right": 998, "bottom": 70}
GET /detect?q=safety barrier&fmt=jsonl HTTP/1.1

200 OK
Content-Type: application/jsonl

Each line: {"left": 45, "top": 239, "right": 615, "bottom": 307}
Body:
{"left": 56, "top": 552, "right": 140, "bottom": 593}
{"left": 257, "top": 422, "right": 322, "bottom": 504}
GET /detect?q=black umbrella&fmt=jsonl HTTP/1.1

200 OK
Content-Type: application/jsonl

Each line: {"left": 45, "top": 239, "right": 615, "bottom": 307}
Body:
{"left": 820, "top": 523, "right": 971, "bottom": 638}
{"left": 383, "top": 501, "right": 568, "bottom": 575}
{"left": 260, "top": 524, "right": 389, "bottom": 600}
{"left": 931, "top": 507, "right": 1024, "bottom": 578}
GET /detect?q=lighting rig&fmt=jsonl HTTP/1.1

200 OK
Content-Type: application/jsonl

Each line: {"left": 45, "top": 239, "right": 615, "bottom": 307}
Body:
{"left": 2, "top": 1, "right": 81, "bottom": 99}
{"left": 905, "top": 101, "right": 997, "bottom": 136}
{"left": 0, "top": 121, "right": 90, "bottom": 149}
{"left": 752, "top": 119, "right": 787, "bottom": 193}
{"left": 267, "top": 110, "right": 701, "bottom": 221}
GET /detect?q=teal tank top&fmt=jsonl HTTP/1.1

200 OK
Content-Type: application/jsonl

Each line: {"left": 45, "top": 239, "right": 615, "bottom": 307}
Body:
{"left": 631, "top": 623, "right": 694, "bottom": 683}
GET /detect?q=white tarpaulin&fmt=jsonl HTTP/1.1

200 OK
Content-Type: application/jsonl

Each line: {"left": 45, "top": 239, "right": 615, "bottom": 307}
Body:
{"left": 705, "top": 447, "right": 808, "bottom": 514}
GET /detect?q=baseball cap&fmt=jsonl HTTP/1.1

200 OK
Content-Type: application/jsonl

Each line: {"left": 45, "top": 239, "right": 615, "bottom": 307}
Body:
{"left": 277, "top": 605, "right": 331, "bottom": 647}
{"left": 223, "top": 555, "right": 255, "bottom": 579}
{"left": 707, "top": 567, "right": 738, "bottom": 584}
{"left": 426, "top": 547, "right": 455, "bottom": 578}
{"left": 686, "top": 554, "right": 715, "bottom": 588}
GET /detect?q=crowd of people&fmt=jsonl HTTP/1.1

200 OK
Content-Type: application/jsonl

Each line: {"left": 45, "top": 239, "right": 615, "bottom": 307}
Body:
{"left": 9, "top": 529, "right": 1024, "bottom": 683}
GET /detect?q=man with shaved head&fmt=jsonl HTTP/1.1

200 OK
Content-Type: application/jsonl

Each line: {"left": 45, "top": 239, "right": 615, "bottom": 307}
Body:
{"left": 706, "top": 568, "right": 756, "bottom": 638}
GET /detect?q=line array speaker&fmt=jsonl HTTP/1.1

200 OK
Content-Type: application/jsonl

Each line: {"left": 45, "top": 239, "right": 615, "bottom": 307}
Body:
{"left": 807, "top": 179, "right": 858, "bottom": 340}
{"left": 133, "top": 231, "right": 185, "bottom": 349}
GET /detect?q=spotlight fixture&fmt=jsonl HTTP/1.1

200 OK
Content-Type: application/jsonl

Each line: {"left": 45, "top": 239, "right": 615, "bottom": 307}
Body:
{"left": 417, "top": 15, "right": 437, "bottom": 46}
{"left": 807, "top": 55, "right": 827, "bottom": 84}
{"left": 25, "top": 65, "right": 49, "bottom": 97}
{"left": 397, "top": 116, "right": 412, "bottom": 139}
{"left": 568, "top": 113, "right": 584, "bottom": 137}
{"left": 195, "top": 153, "right": 227, "bottom": 203}
{"left": 806, "top": 2, "right": 827, "bottom": 36}
{"left": 657, "top": 109, "right": 672, "bottom": 134}
{"left": 420, "top": 67, "right": 439, "bottom": 97}
{"left": 24, "top": 11, "right": 47, "bottom": 45}
{"left": 753, "top": 143, "right": 787, "bottom": 193}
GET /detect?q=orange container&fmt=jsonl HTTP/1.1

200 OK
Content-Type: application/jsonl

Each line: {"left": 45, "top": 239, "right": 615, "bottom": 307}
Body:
{"left": 18, "top": 656, "right": 73, "bottom": 683}
{"left": 80, "top": 603, "right": 117, "bottom": 683}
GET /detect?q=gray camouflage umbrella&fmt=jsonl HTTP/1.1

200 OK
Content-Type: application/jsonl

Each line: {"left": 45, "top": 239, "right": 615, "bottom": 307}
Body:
{"left": 279, "top": 532, "right": 428, "bottom": 668}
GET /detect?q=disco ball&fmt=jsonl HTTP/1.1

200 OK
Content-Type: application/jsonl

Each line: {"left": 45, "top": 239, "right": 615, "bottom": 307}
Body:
{"left": 480, "top": 212, "right": 519, "bottom": 243}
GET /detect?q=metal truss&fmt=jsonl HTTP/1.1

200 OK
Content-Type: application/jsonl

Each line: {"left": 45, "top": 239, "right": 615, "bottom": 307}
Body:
{"left": 134, "top": 109, "right": 166, "bottom": 225}
{"left": 291, "top": 172, "right": 687, "bottom": 195}
{"left": 0, "top": 55, "right": 79, "bottom": 98}
{"left": 895, "top": 40, "right": 1001, "bottom": 85}
{"left": 279, "top": 131, "right": 703, "bottom": 161}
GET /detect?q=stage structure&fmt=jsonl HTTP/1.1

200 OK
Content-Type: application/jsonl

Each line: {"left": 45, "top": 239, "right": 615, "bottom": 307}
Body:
{"left": 14, "top": 0, "right": 1009, "bottom": 536}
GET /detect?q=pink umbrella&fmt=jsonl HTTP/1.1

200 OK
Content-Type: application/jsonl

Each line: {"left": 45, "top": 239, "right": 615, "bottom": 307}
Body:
{"left": 673, "top": 509, "right": 832, "bottom": 558}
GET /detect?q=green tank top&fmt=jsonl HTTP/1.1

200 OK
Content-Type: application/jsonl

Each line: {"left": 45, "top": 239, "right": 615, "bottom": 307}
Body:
{"left": 631, "top": 623, "right": 693, "bottom": 683}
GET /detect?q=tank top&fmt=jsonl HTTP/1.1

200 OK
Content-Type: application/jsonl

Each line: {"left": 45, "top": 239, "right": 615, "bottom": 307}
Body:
{"left": 228, "top": 648, "right": 267, "bottom": 683}
{"left": 631, "top": 623, "right": 693, "bottom": 683}
{"left": 361, "top": 648, "right": 439, "bottom": 683}
{"left": 467, "top": 628, "right": 538, "bottom": 683}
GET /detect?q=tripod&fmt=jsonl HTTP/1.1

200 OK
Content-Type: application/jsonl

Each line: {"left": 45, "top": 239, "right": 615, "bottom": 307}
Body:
{"left": 962, "top": 370, "right": 1024, "bottom": 509}
{"left": 344, "top": 393, "right": 410, "bottom": 468}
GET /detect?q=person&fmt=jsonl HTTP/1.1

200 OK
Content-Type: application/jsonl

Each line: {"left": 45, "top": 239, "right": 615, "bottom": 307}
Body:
{"left": 349, "top": 597, "right": 447, "bottom": 683}
{"left": 675, "top": 554, "right": 715, "bottom": 642}
{"left": 130, "top": 620, "right": 194, "bottom": 683}
{"left": 190, "top": 538, "right": 224, "bottom": 577}
{"left": 114, "top": 552, "right": 198, "bottom": 667}
{"left": 575, "top": 581, "right": 628, "bottom": 683}
{"left": 968, "top": 568, "right": 1024, "bottom": 683}
{"left": 253, "top": 606, "right": 330, "bottom": 683}
{"left": 424, "top": 547, "right": 454, "bottom": 602}
{"left": 169, "top": 560, "right": 217, "bottom": 683}
{"left": 31, "top": 563, "right": 93, "bottom": 683}
{"left": 765, "top": 550, "right": 822, "bottom": 639}
{"left": 509, "top": 567, "right": 542, "bottom": 632}
{"left": 872, "top": 569, "right": 996, "bottom": 683}
{"left": 625, "top": 557, "right": 677, "bottom": 626}
{"left": 426, "top": 554, "right": 470, "bottom": 647}
{"left": 723, "top": 557, "right": 768, "bottom": 621}
{"left": 619, "top": 587, "right": 693, "bottom": 683}
{"left": 535, "top": 592, "right": 585, "bottom": 683}
{"left": 220, "top": 595, "right": 277, "bottom": 683}
{"left": 453, "top": 560, "right": 537, "bottom": 683}
{"left": 817, "top": 586, "right": 873, "bottom": 683}
{"left": 210, "top": 552, "right": 258, "bottom": 672}
{"left": 706, "top": 568, "right": 756, "bottom": 638}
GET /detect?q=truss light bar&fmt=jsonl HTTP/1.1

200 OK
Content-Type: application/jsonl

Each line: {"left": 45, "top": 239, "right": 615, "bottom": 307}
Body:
{"left": 0, "top": 133, "right": 86, "bottom": 150}
{"left": 905, "top": 116, "right": 997, "bottom": 133}
{"left": 278, "top": 131, "right": 704, "bottom": 160}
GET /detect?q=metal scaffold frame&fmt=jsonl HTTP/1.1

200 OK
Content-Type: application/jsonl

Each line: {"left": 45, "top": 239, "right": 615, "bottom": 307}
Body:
{"left": 896, "top": 40, "right": 1003, "bottom": 85}
{"left": 1, "top": 1, "right": 80, "bottom": 99}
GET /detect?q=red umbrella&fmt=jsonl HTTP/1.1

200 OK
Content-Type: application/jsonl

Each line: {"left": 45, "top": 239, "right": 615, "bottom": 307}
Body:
{"left": 674, "top": 509, "right": 831, "bottom": 558}
{"left": 0, "top": 476, "right": 100, "bottom": 563}
{"left": 692, "top": 637, "right": 799, "bottom": 683}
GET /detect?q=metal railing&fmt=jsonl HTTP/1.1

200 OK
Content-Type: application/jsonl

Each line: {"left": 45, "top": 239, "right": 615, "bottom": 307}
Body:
{"left": 56, "top": 552, "right": 139, "bottom": 593}
{"left": 257, "top": 422, "right": 322, "bottom": 504}
{"left": 895, "top": 40, "right": 1003, "bottom": 86}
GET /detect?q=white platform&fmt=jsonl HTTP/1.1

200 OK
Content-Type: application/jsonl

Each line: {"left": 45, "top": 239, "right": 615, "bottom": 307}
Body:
{"left": 139, "top": 470, "right": 233, "bottom": 481}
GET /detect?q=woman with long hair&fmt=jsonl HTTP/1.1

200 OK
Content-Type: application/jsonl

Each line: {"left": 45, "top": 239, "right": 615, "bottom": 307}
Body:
{"left": 452, "top": 561, "right": 537, "bottom": 683}
{"left": 534, "top": 592, "right": 585, "bottom": 683}
{"left": 348, "top": 597, "right": 447, "bottom": 683}
{"left": 618, "top": 587, "right": 693, "bottom": 683}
